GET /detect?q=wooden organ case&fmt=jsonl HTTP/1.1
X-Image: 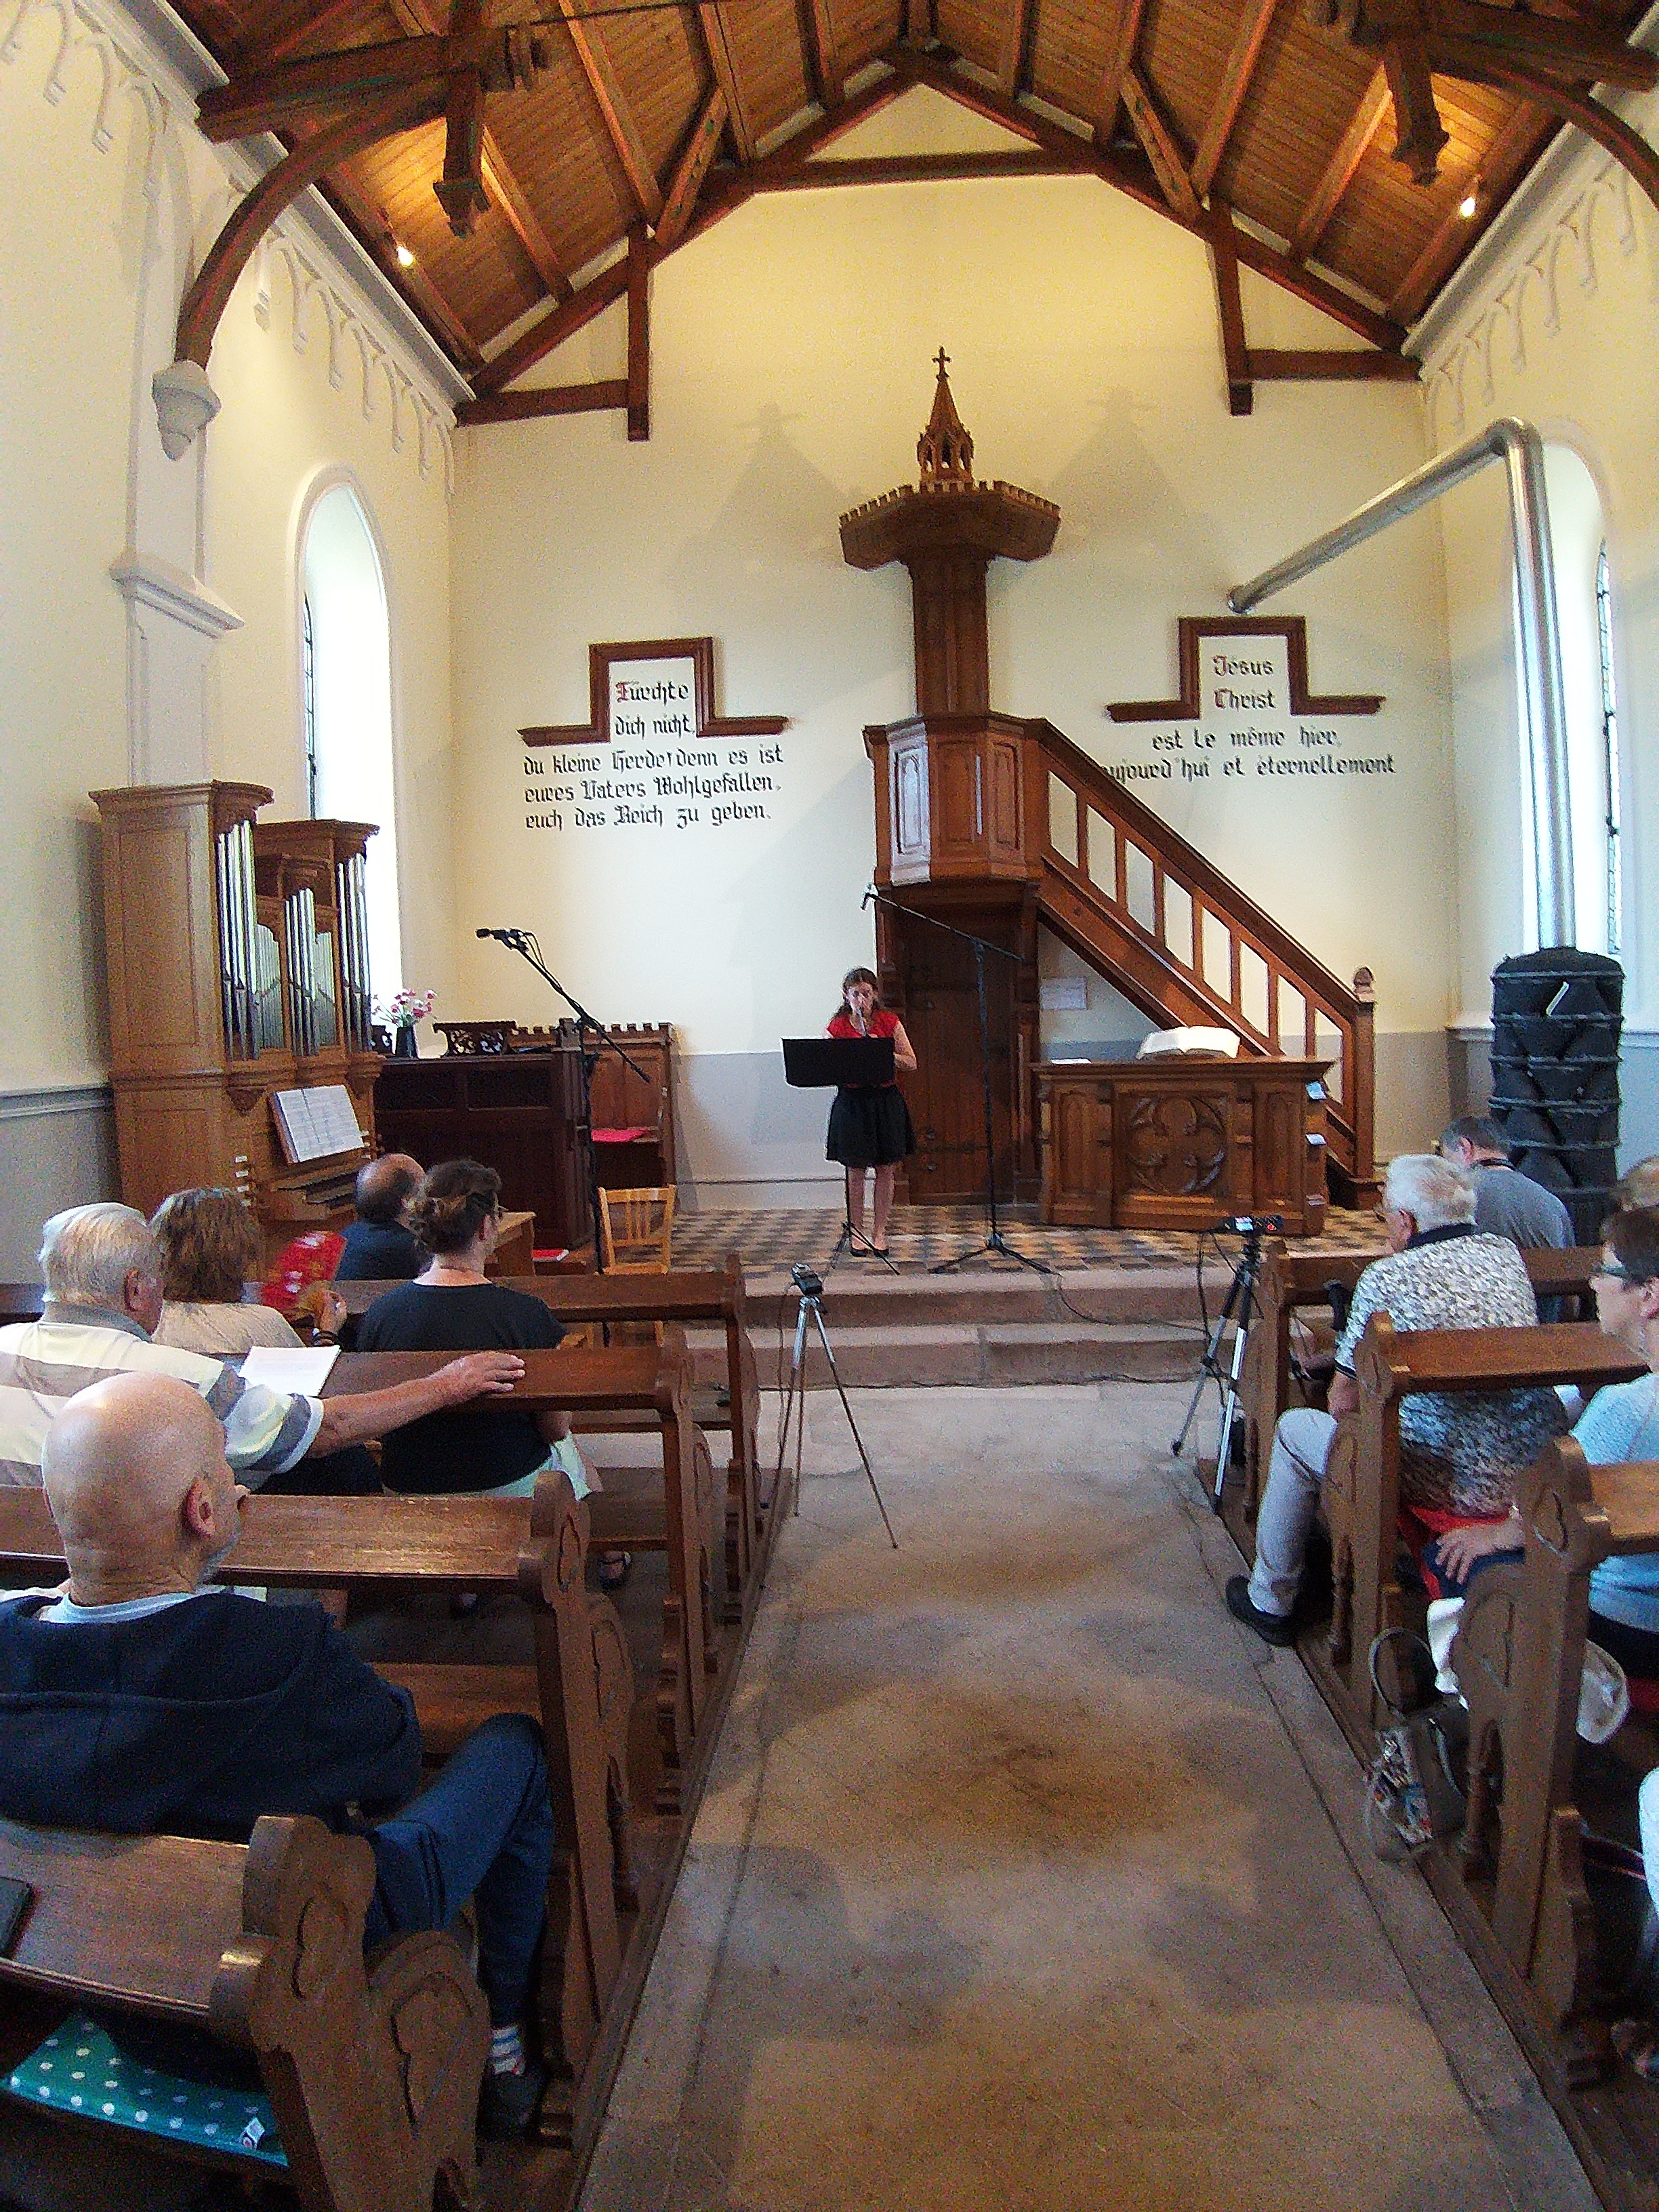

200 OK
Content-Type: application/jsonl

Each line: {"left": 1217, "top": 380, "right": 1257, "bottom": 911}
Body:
{"left": 92, "top": 783, "right": 382, "bottom": 1245}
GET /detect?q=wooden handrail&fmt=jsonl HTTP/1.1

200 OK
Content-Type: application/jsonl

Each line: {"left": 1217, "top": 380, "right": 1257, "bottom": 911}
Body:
{"left": 1030, "top": 717, "right": 1376, "bottom": 1191}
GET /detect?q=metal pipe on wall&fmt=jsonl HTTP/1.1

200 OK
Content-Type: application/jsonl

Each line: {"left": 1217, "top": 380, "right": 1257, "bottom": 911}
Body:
{"left": 1227, "top": 417, "right": 1575, "bottom": 949}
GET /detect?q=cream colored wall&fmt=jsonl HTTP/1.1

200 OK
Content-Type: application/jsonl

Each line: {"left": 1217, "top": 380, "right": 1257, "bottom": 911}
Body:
{"left": 0, "top": 0, "right": 458, "bottom": 1115}
{"left": 451, "top": 87, "right": 1456, "bottom": 1185}
{"left": 1420, "top": 105, "right": 1659, "bottom": 1153}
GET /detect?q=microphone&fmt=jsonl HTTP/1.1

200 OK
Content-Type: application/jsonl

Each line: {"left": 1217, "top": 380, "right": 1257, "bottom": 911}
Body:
{"left": 861, "top": 885, "right": 875, "bottom": 908}
{"left": 476, "top": 926, "right": 521, "bottom": 943}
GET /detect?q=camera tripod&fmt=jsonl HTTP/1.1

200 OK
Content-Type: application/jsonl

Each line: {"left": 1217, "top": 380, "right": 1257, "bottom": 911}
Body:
{"left": 1170, "top": 1216, "right": 1275, "bottom": 1511}
{"left": 777, "top": 1265, "right": 898, "bottom": 1547}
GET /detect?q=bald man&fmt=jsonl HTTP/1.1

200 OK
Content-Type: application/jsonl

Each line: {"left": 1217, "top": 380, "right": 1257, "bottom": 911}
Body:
{"left": 337, "top": 1153, "right": 425, "bottom": 1282}
{"left": 0, "top": 1374, "right": 555, "bottom": 2137}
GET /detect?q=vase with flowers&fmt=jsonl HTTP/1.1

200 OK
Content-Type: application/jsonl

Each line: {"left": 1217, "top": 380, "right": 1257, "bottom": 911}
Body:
{"left": 375, "top": 988, "right": 435, "bottom": 1059}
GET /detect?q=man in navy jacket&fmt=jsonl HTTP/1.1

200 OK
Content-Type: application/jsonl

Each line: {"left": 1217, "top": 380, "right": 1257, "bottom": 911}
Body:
{"left": 0, "top": 1371, "right": 553, "bottom": 2137}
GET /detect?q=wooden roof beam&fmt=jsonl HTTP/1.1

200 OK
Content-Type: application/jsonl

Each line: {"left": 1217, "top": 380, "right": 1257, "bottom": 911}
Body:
{"left": 1121, "top": 66, "right": 1201, "bottom": 219}
{"left": 233, "top": 0, "right": 361, "bottom": 63}
{"left": 762, "top": 148, "right": 1085, "bottom": 186}
{"left": 901, "top": 0, "right": 935, "bottom": 47}
{"left": 550, "top": 0, "right": 665, "bottom": 226}
{"left": 1094, "top": 0, "right": 1147, "bottom": 145}
{"left": 998, "top": 0, "right": 1035, "bottom": 98}
{"left": 1191, "top": 0, "right": 1280, "bottom": 198}
{"left": 1209, "top": 201, "right": 1253, "bottom": 413}
{"left": 456, "top": 379, "right": 628, "bottom": 425}
{"left": 801, "top": 0, "right": 846, "bottom": 110}
{"left": 325, "top": 167, "right": 488, "bottom": 370}
{"left": 1292, "top": 63, "right": 1389, "bottom": 259}
{"left": 627, "top": 220, "right": 650, "bottom": 440}
{"left": 889, "top": 47, "right": 1403, "bottom": 346}
{"left": 1387, "top": 94, "right": 1545, "bottom": 320}
{"left": 472, "top": 67, "right": 911, "bottom": 398}
{"left": 697, "top": 2, "right": 756, "bottom": 161}
{"left": 657, "top": 83, "right": 726, "bottom": 249}
{"left": 1248, "top": 346, "right": 1418, "bottom": 377}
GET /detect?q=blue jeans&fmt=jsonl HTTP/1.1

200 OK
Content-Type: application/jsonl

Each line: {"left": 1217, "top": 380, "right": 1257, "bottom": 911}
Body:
{"left": 363, "top": 1714, "right": 556, "bottom": 2026}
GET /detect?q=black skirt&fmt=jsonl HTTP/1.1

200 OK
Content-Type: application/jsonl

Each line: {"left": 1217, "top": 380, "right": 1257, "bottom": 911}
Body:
{"left": 826, "top": 1085, "right": 916, "bottom": 1169}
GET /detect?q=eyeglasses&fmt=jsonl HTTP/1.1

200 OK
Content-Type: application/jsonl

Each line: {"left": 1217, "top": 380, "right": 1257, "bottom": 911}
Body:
{"left": 1592, "top": 1262, "right": 1647, "bottom": 1285}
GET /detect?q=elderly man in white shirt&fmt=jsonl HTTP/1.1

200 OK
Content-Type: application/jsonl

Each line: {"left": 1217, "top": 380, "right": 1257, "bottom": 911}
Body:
{"left": 0, "top": 1203, "right": 525, "bottom": 1491}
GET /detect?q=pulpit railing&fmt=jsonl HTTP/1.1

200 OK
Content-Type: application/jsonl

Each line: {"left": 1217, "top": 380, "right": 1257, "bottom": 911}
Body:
{"left": 1032, "top": 720, "right": 1376, "bottom": 1197}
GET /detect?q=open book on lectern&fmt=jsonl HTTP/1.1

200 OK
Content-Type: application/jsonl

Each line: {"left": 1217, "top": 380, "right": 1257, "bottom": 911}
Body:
{"left": 781, "top": 1037, "right": 894, "bottom": 1088}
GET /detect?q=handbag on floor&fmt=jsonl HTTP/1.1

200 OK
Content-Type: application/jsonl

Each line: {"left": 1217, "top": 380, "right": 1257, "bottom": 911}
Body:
{"left": 1363, "top": 1628, "right": 1467, "bottom": 1863}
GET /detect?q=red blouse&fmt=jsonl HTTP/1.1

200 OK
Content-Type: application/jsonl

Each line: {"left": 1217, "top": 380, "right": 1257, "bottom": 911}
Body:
{"left": 826, "top": 1007, "right": 901, "bottom": 1084}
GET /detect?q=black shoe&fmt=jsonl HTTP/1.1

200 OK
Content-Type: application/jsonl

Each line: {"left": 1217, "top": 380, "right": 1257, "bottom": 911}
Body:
{"left": 1225, "top": 1575, "right": 1297, "bottom": 1647}
{"left": 479, "top": 2060, "right": 548, "bottom": 2142}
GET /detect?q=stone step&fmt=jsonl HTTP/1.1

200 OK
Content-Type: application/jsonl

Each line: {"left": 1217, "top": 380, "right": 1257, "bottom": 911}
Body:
{"left": 685, "top": 1316, "right": 1206, "bottom": 1389}
{"left": 740, "top": 1265, "right": 1208, "bottom": 1328}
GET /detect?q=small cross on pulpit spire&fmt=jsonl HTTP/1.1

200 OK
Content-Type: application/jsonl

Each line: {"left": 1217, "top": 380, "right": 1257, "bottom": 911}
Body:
{"left": 917, "top": 350, "right": 973, "bottom": 486}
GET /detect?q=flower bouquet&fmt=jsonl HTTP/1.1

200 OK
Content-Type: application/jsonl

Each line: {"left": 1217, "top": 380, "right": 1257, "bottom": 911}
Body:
{"left": 373, "top": 987, "right": 435, "bottom": 1058}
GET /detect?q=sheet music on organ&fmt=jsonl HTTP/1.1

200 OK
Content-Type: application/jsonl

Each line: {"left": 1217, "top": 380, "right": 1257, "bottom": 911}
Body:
{"left": 270, "top": 1085, "right": 363, "bottom": 1166}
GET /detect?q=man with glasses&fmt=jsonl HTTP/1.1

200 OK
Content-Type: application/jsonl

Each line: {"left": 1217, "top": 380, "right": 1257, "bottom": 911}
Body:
{"left": 1226, "top": 1152, "right": 1569, "bottom": 1645}
{"left": 1438, "top": 1115, "right": 1572, "bottom": 1253}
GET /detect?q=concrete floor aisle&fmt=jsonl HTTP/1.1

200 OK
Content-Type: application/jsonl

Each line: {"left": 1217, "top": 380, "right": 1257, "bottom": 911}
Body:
{"left": 578, "top": 1383, "right": 1601, "bottom": 2212}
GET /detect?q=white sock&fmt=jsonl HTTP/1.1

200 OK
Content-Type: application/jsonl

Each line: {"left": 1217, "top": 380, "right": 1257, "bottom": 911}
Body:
{"left": 490, "top": 2023, "right": 526, "bottom": 2076}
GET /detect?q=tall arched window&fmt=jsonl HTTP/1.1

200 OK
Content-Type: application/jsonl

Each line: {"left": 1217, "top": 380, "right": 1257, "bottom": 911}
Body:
{"left": 1516, "top": 446, "right": 1620, "bottom": 954}
{"left": 298, "top": 483, "right": 403, "bottom": 996}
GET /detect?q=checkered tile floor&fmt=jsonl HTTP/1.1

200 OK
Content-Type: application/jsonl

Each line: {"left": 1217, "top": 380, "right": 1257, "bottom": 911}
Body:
{"left": 670, "top": 1204, "right": 1387, "bottom": 1274}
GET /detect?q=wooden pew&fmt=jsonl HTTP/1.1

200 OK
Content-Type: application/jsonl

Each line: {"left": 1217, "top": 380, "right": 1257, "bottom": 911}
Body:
{"left": 0, "top": 1470, "right": 635, "bottom": 2153}
{"left": 1446, "top": 1435, "right": 1656, "bottom": 2085}
{"left": 0, "top": 1812, "right": 489, "bottom": 2212}
{"left": 324, "top": 1343, "right": 720, "bottom": 1811}
{"left": 1315, "top": 1317, "right": 1645, "bottom": 1748}
{"left": 328, "top": 1258, "right": 767, "bottom": 1621}
{"left": 1239, "top": 1244, "right": 1603, "bottom": 1521}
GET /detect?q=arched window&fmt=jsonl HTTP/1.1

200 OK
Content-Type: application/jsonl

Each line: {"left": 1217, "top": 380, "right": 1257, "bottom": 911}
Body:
{"left": 298, "top": 483, "right": 402, "bottom": 996}
{"left": 1516, "top": 446, "right": 1619, "bottom": 954}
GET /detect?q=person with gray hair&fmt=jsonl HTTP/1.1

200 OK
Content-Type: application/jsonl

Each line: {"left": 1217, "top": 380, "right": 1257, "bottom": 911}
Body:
{"left": 0, "top": 1201, "right": 527, "bottom": 1492}
{"left": 1439, "top": 1114, "right": 1573, "bottom": 1254}
{"left": 1225, "top": 1152, "right": 1570, "bottom": 1646}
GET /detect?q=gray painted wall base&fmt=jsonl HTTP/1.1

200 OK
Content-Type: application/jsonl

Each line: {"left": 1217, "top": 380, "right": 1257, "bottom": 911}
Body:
{"left": 1447, "top": 1024, "right": 1659, "bottom": 1173}
{"left": 0, "top": 1088, "right": 118, "bottom": 1276}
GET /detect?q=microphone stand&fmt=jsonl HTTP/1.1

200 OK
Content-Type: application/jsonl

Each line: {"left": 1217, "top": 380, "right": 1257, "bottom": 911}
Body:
{"left": 477, "top": 929, "right": 653, "bottom": 1275}
{"left": 863, "top": 889, "right": 1052, "bottom": 1277}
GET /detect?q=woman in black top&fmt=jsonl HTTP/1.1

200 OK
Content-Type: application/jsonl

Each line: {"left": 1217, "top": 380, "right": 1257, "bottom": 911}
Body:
{"left": 354, "top": 1160, "right": 588, "bottom": 1500}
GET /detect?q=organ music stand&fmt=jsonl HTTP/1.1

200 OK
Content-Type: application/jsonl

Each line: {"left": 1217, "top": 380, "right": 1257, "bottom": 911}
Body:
{"left": 782, "top": 1036, "right": 901, "bottom": 1275}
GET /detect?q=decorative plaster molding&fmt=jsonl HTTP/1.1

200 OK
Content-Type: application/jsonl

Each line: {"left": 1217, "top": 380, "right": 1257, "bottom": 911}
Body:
{"left": 1420, "top": 151, "right": 1651, "bottom": 441}
{"left": 109, "top": 547, "right": 241, "bottom": 636}
{"left": 3, "top": 0, "right": 459, "bottom": 493}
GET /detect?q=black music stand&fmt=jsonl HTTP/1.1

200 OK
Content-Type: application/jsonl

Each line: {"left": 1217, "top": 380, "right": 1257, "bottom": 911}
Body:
{"left": 783, "top": 1036, "right": 901, "bottom": 1275}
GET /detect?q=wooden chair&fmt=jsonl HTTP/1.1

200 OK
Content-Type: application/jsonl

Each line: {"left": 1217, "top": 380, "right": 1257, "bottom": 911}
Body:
{"left": 1316, "top": 1316, "right": 1646, "bottom": 1748}
{"left": 598, "top": 1187, "right": 676, "bottom": 1275}
{"left": 0, "top": 1813, "right": 489, "bottom": 2212}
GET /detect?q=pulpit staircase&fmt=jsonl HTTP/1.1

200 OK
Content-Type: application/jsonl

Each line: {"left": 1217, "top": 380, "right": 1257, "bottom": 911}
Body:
{"left": 865, "top": 712, "right": 1378, "bottom": 1205}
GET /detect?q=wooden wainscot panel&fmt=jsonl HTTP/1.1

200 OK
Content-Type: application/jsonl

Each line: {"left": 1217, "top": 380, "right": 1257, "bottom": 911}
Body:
{"left": 987, "top": 731, "right": 1023, "bottom": 862}
{"left": 1036, "top": 1057, "right": 1331, "bottom": 1233}
{"left": 892, "top": 731, "right": 930, "bottom": 878}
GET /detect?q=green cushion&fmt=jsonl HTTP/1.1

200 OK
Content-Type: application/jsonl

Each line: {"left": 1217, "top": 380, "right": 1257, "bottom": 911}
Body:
{"left": 3, "top": 2011, "right": 287, "bottom": 2168}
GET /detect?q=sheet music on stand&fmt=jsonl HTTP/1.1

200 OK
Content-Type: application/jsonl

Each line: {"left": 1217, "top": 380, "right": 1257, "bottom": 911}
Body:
{"left": 270, "top": 1085, "right": 363, "bottom": 1166}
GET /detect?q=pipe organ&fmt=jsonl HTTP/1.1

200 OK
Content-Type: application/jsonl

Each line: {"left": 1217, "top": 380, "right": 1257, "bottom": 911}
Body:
{"left": 92, "top": 782, "right": 382, "bottom": 1249}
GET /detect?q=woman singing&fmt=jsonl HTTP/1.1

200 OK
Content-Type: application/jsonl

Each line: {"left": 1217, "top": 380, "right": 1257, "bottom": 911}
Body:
{"left": 825, "top": 966, "right": 918, "bottom": 1258}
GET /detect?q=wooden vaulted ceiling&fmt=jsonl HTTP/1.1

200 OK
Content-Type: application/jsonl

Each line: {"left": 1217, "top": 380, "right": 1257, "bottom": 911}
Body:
{"left": 173, "top": 0, "right": 1648, "bottom": 398}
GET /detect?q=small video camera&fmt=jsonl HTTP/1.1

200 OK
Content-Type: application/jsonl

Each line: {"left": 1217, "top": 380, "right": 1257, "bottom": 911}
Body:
{"left": 791, "top": 1264, "right": 825, "bottom": 1300}
{"left": 1217, "top": 1213, "right": 1284, "bottom": 1237}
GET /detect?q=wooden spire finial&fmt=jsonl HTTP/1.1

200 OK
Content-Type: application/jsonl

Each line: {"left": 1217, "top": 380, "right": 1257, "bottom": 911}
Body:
{"left": 918, "top": 350, "right": 974, "bottom": 487}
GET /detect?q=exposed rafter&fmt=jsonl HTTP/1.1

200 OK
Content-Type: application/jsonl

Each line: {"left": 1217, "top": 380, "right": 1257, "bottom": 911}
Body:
{"left": 997, "top": 0, "right": 1034, "bottom": 99}
{"left": 1191, "top": 0, "right": 1281, "bottom": 197}
{"left": 327, "top": 164, "right": 486, "bottom": 368}
{"left": 549, "top": 0, "right": 664, "bottom": 226}
{"left": 697, "top": 1, "right": 756, "bottom": 160}
{"left": 801, "top": 0, "right": 845, "bottom": 108}
{"left": 1209, "top": 202, "right": 1254, "bottom": 413}
{"left": 1095, "top": 0, "right": 1149, "bottom": 145}
{"left": 627, "top": 220, "right": 650, "bottom": 439}
{"left": 1387, "top": 94, "right": 1547, "bottom": 319}
{"left": 1292, "top": 63, "right": 1389, "bottom": 260}
{"left": 768, "top": 148, "right": 1084, "bottom": 187}
{"left": 457, "top": 378, "right": 628, "bottom": 424}
{"left": 1121, "top": 66, "right": 1202, "bottom": 219}
{"left": 658, "top": 83, "right": 725, "bottom": 247}
{"left": 233, "top": 0, "right": 357, "bottom": 62}
{"left": 1248, "top": 346, "right": 1417, "bottom": 377}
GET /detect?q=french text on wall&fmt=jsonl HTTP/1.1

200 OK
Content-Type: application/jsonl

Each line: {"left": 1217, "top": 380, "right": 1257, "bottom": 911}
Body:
{"left": 1105, "top": 617, "right": 1391, "bottom": 787}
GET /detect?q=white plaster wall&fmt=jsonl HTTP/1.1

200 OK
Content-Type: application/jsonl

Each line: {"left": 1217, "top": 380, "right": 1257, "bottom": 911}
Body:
{"left": 1420, "top": 108, "right": 1659, "bottom": 1156}
{"left": 0, "top": 0, "right": 459, "bottom": 1113}
{"left": 451, "top": 89, "right": 1456, "bottom": 1189}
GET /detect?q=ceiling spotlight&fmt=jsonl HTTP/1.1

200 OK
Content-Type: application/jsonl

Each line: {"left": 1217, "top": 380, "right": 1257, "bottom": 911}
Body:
{"left": 394, "top": 241, "right": 417, "bottom": 267}
{"left": 1458, "top": 185, "right": 1479, "bottom": 220}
